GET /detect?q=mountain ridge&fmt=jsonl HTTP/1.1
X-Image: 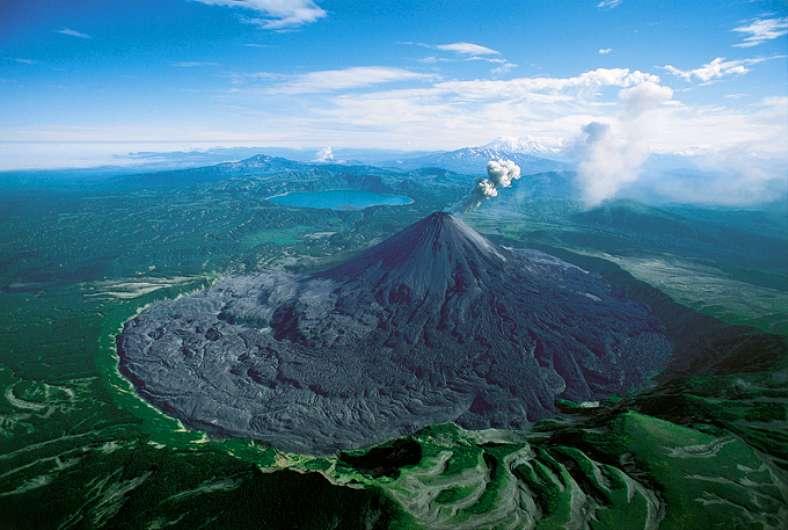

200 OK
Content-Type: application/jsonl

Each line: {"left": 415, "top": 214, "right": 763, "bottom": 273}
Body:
{"left": 384, "top": 142, "right": 567, "bottom": 175}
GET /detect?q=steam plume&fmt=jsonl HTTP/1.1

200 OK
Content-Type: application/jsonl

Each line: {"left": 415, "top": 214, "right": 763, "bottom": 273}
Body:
{"left": 458, "top": 159, "right": 522, "bottom": 211}
{"left": 314, "top": 146, "right": 335, "bottom": 162}
{"left": 575, "top": 81, "right": 673, "bottom": 206}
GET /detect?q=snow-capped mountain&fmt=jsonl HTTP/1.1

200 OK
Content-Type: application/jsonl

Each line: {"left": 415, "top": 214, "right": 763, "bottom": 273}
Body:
{"left": 482, "top": 136, "right": 564, "bottom": 156}
{"left": 384, "top": 137, "right": 568, "bottom": 175}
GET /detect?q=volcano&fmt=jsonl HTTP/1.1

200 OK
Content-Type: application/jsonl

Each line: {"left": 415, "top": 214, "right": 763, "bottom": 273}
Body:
{"left": 118, "top": 212, "right": 671, "bottom": 454}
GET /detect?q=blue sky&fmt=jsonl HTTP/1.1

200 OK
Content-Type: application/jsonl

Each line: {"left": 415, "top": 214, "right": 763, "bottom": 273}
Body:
{"left": 1, "top": 0, "right": 787, "bottom": 172}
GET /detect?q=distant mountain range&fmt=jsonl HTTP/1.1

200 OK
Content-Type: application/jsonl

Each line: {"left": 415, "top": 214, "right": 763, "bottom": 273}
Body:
{"left": 383, "top": 137, "right": 568, "bottom": 175}
{"left": 103, "top": 141, "right": 786, "bottom": 210}
{"left": 123, "top": 137, "right": 567, "bottom": 176}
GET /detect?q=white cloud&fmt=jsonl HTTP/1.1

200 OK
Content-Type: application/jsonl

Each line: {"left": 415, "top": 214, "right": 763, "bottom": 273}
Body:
{"left": 416, "top": 41, "right": 516, "bottom": 73}
{"left": 490, "top": 60, "right": 517, "bottom": 75}
{"left": 435, "top": 42, "right": 500, "bottom": 57}
{"left": 266, "top": 66, "right": 432, "bottom": 94}
{"left": 418, "top": 56, "right": 446, "bottom": 64}
{"left": 194, "top": 0, "right": 326, "bottom": 30}
{"left": 298, "top": 68, "right": 665, "bottom": 154}
{"left": 662, "top": 56, "right": 775, "bottom": 82}
{"left": 641, "top": 150, "right": 788, "bottom": 205}
{"left": 651, "top": 96, "right": 788, "bottom": 158}
{"left": 733, "top": 16, "right": 788, "bottom": 48}
{"left": 597, "top": 0, "right": 622, "bottom": 9}
{"left": 57, "top": 28, "right": 91, "bottom": 39}
{"left": 431, "top": 68, "right": 660, "bottom": 99}
{"left": 598, "top": 48, "right": 613, "bottom": 55}
{"left": 618, "top": 81, "right": 673, "bottom": 114}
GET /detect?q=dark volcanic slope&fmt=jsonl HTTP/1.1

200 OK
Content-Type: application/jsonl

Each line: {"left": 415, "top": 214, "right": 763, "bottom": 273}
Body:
{"left": 118, "top": 212, "right": 671, "bottom": 454}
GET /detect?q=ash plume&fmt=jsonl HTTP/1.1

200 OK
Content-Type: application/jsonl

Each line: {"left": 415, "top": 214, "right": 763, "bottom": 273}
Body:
{"left": 457, "top": 159, "right": 522, "bottom": 211}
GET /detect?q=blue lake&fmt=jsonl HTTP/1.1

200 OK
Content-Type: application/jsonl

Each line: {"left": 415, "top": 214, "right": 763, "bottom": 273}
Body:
{"left": 269, "top": 189, "right": 414, "bottom": 210}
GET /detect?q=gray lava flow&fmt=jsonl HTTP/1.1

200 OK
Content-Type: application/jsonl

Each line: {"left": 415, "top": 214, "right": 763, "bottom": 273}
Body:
{"left": 118, "top": 212, "right": 671, "bottom": 454}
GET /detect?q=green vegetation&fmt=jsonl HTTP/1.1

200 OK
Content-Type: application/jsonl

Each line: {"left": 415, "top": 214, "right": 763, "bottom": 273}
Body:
{"left": 1, "top": 166, "right": 786, "bottom": 528}
{"left": 306, "top": 379, "right": 786, "bottom": 529}
{"left": 434, "top": 484, "right": 476, "bottom": 504}
{"left": 0, "top": 173, "right": 446, "bottom": 529}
